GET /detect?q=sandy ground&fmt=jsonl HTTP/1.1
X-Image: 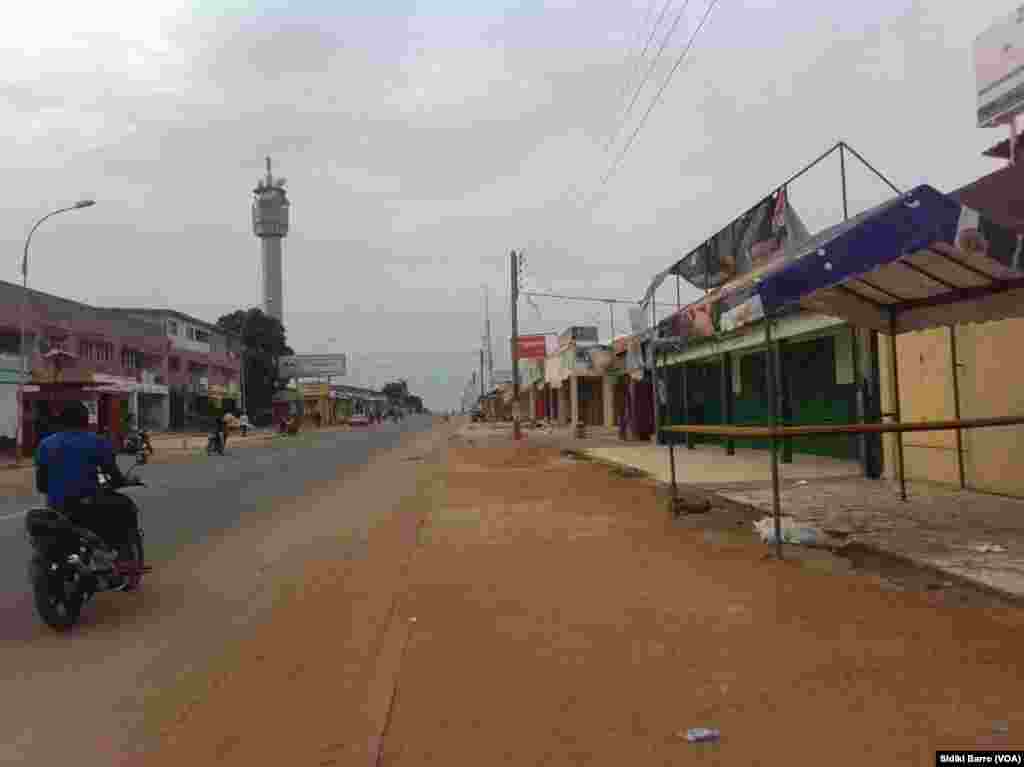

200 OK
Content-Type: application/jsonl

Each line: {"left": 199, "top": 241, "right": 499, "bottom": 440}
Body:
{"left": 142, "top": 433, "right": 1024, "bottom": 766}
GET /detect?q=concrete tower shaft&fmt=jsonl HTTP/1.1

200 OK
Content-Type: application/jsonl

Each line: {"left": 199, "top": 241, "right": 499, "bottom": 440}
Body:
{"left": 252, "top": 157, "right": 290, "bottom": 322}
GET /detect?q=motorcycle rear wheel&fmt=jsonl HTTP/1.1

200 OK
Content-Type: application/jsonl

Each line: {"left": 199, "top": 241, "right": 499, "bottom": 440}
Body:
{"left": 30, "top": 557, "right": 83, "bottom": 631}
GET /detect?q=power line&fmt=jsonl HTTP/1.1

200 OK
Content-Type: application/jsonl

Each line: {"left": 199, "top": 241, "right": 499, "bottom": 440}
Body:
{"left": 521, "top": 290, "right": 640, "bottom": 305}
{"left": 604, "top": 0, "right": 693, "bottom": 153}
{"left": 614, "top": 0, "right": 673, "bottom": 119}
{"left": 614, "top": 0, "right": 659, "bottom": 106}
{"left": 598, "top": 0, "right": 722, "bottom": 190}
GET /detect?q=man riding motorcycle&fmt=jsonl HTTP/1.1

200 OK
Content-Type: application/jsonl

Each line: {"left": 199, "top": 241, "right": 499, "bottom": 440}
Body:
{"left": 35, "top": 401, "right": 140, "bottom": 566}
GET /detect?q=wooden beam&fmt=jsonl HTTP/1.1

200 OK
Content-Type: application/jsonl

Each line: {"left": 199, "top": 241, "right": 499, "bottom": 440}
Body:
{"left": 661, "top": 414, "right": 1024, "bottom": 438}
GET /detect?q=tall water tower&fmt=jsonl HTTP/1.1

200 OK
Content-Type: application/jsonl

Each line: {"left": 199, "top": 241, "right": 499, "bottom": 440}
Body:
{"left": 252, "top": 157, "right": 290, "bottom": 322}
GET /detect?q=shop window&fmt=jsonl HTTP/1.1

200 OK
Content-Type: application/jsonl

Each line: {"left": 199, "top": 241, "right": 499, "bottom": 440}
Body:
{"left": 0, "top": 332, "right": 19, "bottom": 356}
{"left": 79, "top": 340, "right": 114, "bottom": 362}
{"left": 121, "top": 348, "right": 141, "bottom": 369}
{"left": 186, "top": 326, "right": 211, "bottom": 344}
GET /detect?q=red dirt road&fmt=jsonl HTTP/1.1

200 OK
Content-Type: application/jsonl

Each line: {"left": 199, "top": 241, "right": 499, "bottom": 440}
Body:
{"left": 145, "top": 441, "right": 1024, "bottom": 766}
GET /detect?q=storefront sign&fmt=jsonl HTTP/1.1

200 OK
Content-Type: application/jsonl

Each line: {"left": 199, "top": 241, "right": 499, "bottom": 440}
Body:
{"left": 975, "top": 6, "right": 1024, "bottom": 127}
{"left": 515, "top": 335, "right": 547, "bottom": 360}
{"left": 279, "top": 354, "right": 347, "bottom": 379}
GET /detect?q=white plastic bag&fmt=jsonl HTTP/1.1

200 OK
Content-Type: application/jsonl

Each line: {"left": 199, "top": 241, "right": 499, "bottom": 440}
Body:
{"left": 753, "top": 516, "right": 824, "bottom": 546}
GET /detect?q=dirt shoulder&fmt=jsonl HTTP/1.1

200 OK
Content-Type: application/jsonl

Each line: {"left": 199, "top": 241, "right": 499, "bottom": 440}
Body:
{"left": 142, "top": 435, "right": 1023, "bottom": 766}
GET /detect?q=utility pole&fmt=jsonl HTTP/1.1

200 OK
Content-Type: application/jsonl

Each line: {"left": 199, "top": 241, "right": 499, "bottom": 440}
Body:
{"left": 483, "top": 286, "right": 494, "bottom": 393}
{"left": 510, "top": 250, "right": 522, "bottom": 440}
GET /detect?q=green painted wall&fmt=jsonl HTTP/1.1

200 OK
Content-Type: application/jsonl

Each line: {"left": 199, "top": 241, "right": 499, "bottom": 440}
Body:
{"left": 661, "top": 334, "right": 858, "bottom": 460}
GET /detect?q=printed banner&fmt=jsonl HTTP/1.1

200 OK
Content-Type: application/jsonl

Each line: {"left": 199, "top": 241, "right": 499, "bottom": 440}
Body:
{"left": 516, "top": 335, "right": 548, "bottom": 360}
{"left": 719, "top": 283, "right": 766, "bottom": 333}
{"left": 672, "top": 189, "right": 811, "bottom": 290}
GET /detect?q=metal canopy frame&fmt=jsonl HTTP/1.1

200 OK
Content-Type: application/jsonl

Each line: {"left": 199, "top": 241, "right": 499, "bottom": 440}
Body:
{"left": 658, "top": 181, "right": 1024, "bottom": 559}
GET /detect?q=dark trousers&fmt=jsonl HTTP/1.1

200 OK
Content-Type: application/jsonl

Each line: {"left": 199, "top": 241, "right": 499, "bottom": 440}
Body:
{"left": 62, "top": 493, "right": 139, "bottom": 547}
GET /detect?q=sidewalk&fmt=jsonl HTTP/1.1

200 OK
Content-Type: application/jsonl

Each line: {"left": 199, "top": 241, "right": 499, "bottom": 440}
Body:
{"left": 143, "top": 437, "right": 1023, "bottom": 766}
{"left": 583, "top": 441, "right": 1024, "bottom": 599}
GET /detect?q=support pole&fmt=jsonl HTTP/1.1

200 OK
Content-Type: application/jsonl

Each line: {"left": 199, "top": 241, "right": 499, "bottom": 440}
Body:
{"left": 480, "top": 349, "right": 485, "bottom": 401}
{"left": 949, "top": 325, "right": 966, "bottom": 490}
{"left": 681, "top": 360, "right": 693, "bottom": 450}
{"left": 850, "top": 326, "right": 868, "bottom": 476}
{"left": 774, "top": 339, "right": 793, "bottom": 464}
{"left": 651, "top": 296, "right": 662, "bottom": 445}
{"left": 669, "top": 441, "right": 678, "bottom": 514}
{"left": 766, "top": 321, "right": 783, "bottom": 559}
{"left": 839, "top": 143, "right": 849, "bottom": 221}
{"left": 510, "top": 250, "right": 522, "bottom": 440}
{"left": 720, "top": 351, "right": 734, "bottom": 455}
{"left": 888, "top": 315, "right": 907, "bottom": 501}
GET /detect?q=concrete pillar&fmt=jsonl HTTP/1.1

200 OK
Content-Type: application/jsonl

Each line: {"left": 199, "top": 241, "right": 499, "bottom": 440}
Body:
{"left": 602, "top": 375, "right": 615, "bottom": 428}
{"left": 570, "top": 374, "right": 579, "bottom": 427}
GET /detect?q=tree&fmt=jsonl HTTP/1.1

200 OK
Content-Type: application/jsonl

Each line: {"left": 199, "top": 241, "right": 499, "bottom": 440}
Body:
{"left": 217, "top": 308, "right": 294, "bottom": 425}
{"left": 382, "top": 379, "right": 408, "bottom": 404}
{"left": 382, "top": 379, "right": 426, "bottom": 414}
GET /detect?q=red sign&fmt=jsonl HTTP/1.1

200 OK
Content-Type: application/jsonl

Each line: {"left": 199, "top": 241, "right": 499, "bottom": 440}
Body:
{"left": 515, "top": 335, "right": 547, "bottom": 360}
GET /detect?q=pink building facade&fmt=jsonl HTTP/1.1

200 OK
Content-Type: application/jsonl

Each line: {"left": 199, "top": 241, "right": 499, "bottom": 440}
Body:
{"left": 0, "top": 280, "right": 241, "bottom": 450}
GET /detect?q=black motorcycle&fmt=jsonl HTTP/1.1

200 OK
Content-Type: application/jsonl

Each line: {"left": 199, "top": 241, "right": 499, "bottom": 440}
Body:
{"left": 24, "top": 457, "right": 149, "bottom": 632}
{"left": 207, "top": 431, "right": 225, "bottom": 455}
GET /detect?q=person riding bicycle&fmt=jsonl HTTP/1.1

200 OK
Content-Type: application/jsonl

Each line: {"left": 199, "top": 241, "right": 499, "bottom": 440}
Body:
{"left": 35, "top": 401, "right": 138, "bottom": 550}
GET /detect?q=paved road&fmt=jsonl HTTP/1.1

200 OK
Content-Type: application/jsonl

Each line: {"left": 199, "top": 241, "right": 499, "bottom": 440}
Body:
{"left": 0, "top": 417, "right": 431, "bottom": 622}
{"left": 0, "top": 415, "right": 439, "bottom": 766}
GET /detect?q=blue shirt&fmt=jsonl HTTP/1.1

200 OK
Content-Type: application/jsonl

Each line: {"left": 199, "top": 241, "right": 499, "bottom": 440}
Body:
{"left": 35, "top": 430, "right": 115, "bottom": 507}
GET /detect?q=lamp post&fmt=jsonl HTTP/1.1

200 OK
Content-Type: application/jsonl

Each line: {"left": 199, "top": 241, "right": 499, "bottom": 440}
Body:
{"left": 17, "top": 200, "right": 96, "bottom": 460}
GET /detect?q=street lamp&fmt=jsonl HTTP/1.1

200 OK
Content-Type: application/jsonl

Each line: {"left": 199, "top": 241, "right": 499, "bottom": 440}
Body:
{"left": 16, "top": 200, "right": 97, "bottom": 460}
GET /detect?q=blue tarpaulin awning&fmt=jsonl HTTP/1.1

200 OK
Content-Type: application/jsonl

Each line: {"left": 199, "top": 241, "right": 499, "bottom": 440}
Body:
{"left": 748, "top": 185, "right": 1024, "bottom": 334}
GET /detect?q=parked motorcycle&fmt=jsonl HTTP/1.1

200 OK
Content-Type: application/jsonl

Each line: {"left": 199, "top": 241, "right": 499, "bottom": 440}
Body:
{"left": 24, "top": 456, "right": 149, "bottom": 632}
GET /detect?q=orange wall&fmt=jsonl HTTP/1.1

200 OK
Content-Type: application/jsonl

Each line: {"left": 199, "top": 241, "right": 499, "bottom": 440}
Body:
{"left": 879, "top": 318, "right": 1024, "bottom": 496}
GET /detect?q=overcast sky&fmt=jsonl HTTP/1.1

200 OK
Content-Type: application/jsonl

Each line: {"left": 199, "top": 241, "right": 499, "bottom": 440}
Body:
{"left": 1, "top": 0, "right": 1014, "bottom": 409}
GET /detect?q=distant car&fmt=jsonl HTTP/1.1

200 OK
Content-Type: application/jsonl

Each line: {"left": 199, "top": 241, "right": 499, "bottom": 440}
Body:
{"left": 349, "top": 414, "right": 371, "bottom": 427}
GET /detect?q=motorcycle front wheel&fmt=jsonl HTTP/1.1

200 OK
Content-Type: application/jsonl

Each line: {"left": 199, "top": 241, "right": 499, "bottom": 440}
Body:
{"left": 30, "top": 557, "right": 83, "bottom": 631}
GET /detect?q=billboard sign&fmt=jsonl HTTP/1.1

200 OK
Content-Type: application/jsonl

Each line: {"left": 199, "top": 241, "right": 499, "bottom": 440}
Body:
{"left": 516, "top": 335, "right": 548, "bottom": 360}
{"left": 975, "top": 6, "right": 1024, "bottom": 127}
{"left": 279, "top": 353, "right": 347, "bottom": 379}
